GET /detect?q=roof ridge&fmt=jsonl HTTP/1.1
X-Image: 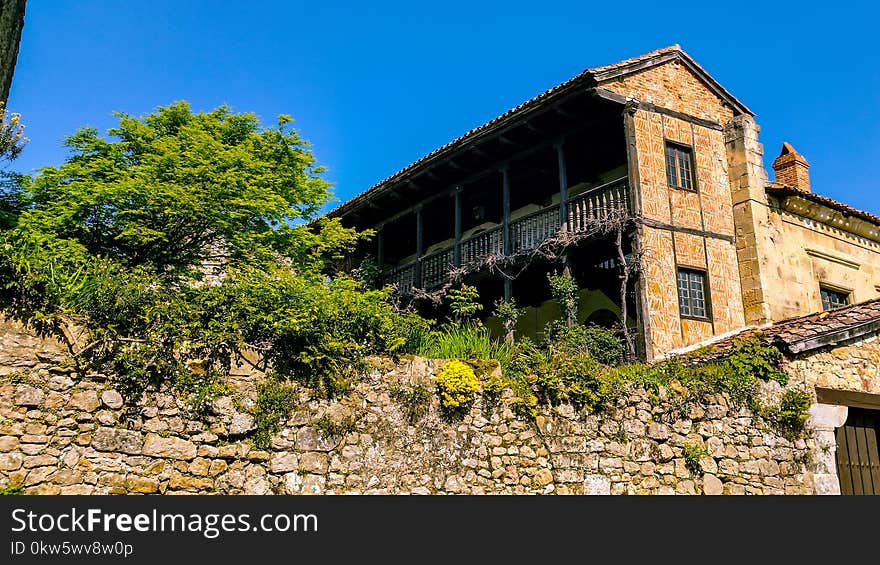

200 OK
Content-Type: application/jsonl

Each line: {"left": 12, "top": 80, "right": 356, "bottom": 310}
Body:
{"left": 327, "top": 44, "right": 749, "bottom": 219}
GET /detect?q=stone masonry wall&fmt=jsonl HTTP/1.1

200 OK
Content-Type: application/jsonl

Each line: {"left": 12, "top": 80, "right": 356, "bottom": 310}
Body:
{"left": 616, "top": 58, "right": 746, "bottom": 357}
{"left": 0, "top": 320, "right": 820, "bottom": 495}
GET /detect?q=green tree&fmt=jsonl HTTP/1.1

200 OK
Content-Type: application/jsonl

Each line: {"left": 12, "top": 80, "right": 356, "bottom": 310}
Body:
{"left": 0, "top": 102, "right": 424, "bottom": 401}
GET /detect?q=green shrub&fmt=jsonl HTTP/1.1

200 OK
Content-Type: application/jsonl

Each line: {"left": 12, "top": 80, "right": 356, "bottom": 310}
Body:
{"left": 447, "top": 284, "right": 482, "bottom": 324}
{"left": 390, "top": 378, "right": 433, "bottom": 424}
{"left": 252, "top": 378, "right": 297, "bottom": 449}
{"left": 435, "top": 359, "right": 480, "bottom": 414}
{"left": 313, "top": 413, "right": 357, "bottom": 438}
{"left": 683, "top": 442, "right": 709, "bottom": 474}
{"left": 724, "top": 335, "right": 788, "bottom": 386}
{"left": 545, "top": 322, "right": 624, "bottom": 366}
{"left": 547, "top": 272, "right": 579, "bottom": 326}
{"left": 493, "top": 298, "right": 522, "bottom": 342}
{"left": 0, "top": 483, "right": 23, "bottom": 496}
{"left": 765, "top": 389, "right": 811, "bottom": 441}
{"left": 416, "top": 323, "right": 513, "bottom": 374}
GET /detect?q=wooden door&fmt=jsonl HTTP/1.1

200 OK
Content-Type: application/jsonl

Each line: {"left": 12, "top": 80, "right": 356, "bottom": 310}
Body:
{"left": 836, "top": 408, "right": 880, "bottom": 495}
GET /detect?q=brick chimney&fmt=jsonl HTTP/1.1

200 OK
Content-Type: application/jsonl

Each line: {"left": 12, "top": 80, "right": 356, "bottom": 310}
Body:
{"left": 772, "top": 142, "right": 810, "bottom": 192}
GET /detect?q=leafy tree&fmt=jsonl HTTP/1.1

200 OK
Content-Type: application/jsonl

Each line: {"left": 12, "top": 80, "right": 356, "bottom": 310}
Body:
{"left": 0, "top": 102, "right": 425, "bottom": 401}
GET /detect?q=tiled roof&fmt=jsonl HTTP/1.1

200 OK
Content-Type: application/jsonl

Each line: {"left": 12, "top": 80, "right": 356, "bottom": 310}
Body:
{"left": 766, "top": 183, "right": 880, "bottom": 227}
{"left": 327, "top": 45, "right": 751, "bottom": 220}
{"left": 694, "top": 298, "right": 880, "bottom": 358}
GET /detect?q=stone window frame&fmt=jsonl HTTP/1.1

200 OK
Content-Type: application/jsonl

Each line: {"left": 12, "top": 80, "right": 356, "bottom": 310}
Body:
{"left": 819, "top": 284, "right": 851, "bottom": 311}
{"left": 664, "top": 140, "right": 698, "bottom": 192}
{"left": 675, "top": 265, "right": 712, "bottom": 321}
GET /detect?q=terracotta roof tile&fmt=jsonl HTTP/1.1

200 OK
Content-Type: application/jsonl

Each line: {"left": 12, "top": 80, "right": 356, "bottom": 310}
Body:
{"left": 698, "top": 298, "right": 880, "bottom": 358}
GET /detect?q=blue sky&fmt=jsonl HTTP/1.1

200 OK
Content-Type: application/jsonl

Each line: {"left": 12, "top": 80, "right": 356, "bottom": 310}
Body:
{"left": 7, "top": 1, "right": 880, "bottom": 214}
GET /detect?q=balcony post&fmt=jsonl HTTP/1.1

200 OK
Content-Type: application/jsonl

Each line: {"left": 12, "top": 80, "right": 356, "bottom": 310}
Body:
{"left": 501, "top": 166, "right": 512, "bottom": 300}
{"left": 415, "top": 206, "right": 423, "bottom": 288}
{"left": 453, "top": 187, "right": 462, "bottom": 268}
{"left": 501, "top": 165, "right": 511, "bottom": 256}
{"left": 556, "top": 140, "right": 568, "bottom": 230}
{"left": 376, "top": 225, "right": 385, "bottom": 269}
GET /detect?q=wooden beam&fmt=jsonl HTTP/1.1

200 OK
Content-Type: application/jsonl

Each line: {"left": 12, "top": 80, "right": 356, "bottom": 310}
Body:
{"left": 453, "top": 187, "right": 462, "bottom": 267}
{"left": 556, "top": 140, "right": 568, "bottom": 229}
{"left": 415, "top": 206, "right": 424, "bottom": 287}
{"left": 501, "top": 165, "right": 511, "bottom": 256}
{"left": 523, "top": 121, "right": 543, "bottom": 135}
{"left": 590, "top": 87, "right": 723, "bottom": 131}
{"left": 352, "top": 114, "right": 609, "bottom": 230}
{"left": 377, "top": 227, "right": 385, "bottom": 268}
{"left": 470, "top": 146, "right": 490, "bottom": 159}
{"left": 555, "top": 106, "right": 575, "bottom": 119}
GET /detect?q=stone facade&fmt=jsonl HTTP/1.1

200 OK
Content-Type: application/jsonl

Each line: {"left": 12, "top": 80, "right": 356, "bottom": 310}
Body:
{"left": 603, "top": 53, "right": 880, "bottom": 355}
{"left": 0, "top": 320, "right": 819, "bottom": 495}
{"left": 758, "top": 199, "right": 880, "bottom": 321}
{"left": 601, "top": 61, "right": 746, "bottom": 357}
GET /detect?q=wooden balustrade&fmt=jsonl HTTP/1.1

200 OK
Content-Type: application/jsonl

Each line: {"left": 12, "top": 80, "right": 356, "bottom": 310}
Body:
{"left": 384, "top": 177, "right": 628, "bottom": 292}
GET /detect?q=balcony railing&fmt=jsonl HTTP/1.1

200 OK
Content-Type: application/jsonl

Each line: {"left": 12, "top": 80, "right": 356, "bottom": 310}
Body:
{"left": 460, "top": 225, "right": 503, "bottom": 267}
{"left": 384, "top": 177, "right": 628, "bottom": 292}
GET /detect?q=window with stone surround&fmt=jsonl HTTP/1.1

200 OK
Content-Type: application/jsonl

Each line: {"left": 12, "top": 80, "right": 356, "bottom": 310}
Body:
{"left": 665, "top": 142, "right": 696, "bottom": 190}
{"left": 677, "top": 267, "right": 709, "bottom": 319}
{"left": 820, "top": 286, "right": 850, "bottom": 310}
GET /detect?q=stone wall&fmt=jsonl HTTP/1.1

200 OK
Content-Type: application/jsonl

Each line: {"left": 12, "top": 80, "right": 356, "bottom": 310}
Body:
{"left": 0, "top": 320, "right": 818, "bottom": 495}
{"left": 616, "top": 58, "right": 746, "bottom": 357}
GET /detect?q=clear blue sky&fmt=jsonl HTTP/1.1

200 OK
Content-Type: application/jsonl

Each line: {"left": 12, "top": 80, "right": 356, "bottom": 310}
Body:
{"left": 7, "top": 1, "right": 880, "bottom": 214}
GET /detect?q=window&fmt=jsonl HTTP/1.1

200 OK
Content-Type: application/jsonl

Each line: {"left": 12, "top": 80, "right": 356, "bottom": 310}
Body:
{"left": 665, "top": 142, "right": 696, "bottom": 190}
{"left": 677, "top": 268, "right": 709, "bottom": 319}
{"left": 820, "top": 286, "right": 850, "bottom": 310}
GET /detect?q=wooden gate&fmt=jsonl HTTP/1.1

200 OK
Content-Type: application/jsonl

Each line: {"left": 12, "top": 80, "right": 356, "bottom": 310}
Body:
{"left": 836, "top": 408, "right": 880, "bottom": 495}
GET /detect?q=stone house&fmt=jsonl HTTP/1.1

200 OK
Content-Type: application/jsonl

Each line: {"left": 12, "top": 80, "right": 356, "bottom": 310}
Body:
{"left": 329, "top": 45, "right": 880, "bottom": 493}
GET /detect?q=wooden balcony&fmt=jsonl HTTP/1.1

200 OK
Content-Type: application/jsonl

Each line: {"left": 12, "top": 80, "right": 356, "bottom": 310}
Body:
{"left": 384, "top": 176, "right": 629, "bottom": 292}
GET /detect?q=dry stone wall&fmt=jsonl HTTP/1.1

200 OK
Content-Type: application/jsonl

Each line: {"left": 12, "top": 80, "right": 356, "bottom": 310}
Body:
{"left": 0, "top": 320, "right": 818, "bottom": 495}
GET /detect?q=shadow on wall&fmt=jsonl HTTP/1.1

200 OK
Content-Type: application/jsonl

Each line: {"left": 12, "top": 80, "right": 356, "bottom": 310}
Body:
{"left": 485, "top": 289, "right": 634, "bottom": 341}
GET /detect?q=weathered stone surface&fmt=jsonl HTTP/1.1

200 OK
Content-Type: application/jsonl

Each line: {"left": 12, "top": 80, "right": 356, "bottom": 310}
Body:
{"left": 92, "top": 427, "right": 143, "bottom": 455}
{"left": 14, "top": 385, "right": 44, "bottom": 407}
{"left": 68, "top": 391, "right": 101, "bottom": 412}
{"left": 269, "top": 453, "right": 299, "bottom": 474}
{"left": 583, "top": 475, "right": 611, "bottom": 495}
{"left": 142, "top": 434, "right": 197, "bottom": 460}
{"left": 0, "top": 453, "right": 23, "bottom": 471}
{"left": 703, "top": 474, "right": 723, "bottom": 495}
{"left": 101, "top": 390, "right": 124, "bottom": 410}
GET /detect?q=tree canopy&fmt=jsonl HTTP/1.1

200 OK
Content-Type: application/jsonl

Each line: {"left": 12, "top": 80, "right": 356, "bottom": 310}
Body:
{"left": 0, "top": 102, "right": 424, "bottom": 402}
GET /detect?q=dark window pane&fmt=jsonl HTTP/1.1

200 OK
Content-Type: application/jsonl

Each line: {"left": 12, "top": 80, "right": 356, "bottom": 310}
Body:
{"left": 678, "top": 268, "right": 709, "bottom": 319}
{"left": 678, "top": 148, "right": 693, "bottom": 190}
{"left": 665, "top": 142, "right": 695, "bottom": 190}
{"left": 665, "top": 145, "right": 678, "bottom": 187}
{"left": 820, "top": 287, "right": 849, "bottom": 310}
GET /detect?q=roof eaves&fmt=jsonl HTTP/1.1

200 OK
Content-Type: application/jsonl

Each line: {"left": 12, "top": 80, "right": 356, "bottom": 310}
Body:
{"left": 328, "top": 44, "right": 753, "bottom": 221}
{"left": 766, "top": 183, "right": 880, "bottom": 228}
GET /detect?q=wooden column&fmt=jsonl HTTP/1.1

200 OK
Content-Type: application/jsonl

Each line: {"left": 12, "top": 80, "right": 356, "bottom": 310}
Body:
{"left": 501, "top": 165, "right": 511, "bottom": 255}
{"left": 453, "top": 187, "right": 462, "bottom": 268}
{"left": 556, "top": 140, "right": 568, "bottom": 230}
{"left": 376, "top": 226, "right": 385, "bottom": 269}
{"left": 415, "top": 206, "right": 423, "bottom": 287}
{"left": 501, "top": 166, "right": 512, "bottom": 300}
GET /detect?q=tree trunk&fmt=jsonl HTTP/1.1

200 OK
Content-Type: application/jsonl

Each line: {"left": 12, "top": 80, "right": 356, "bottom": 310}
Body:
{"left": 0, "top": 0, "right": 26, "bottom": 105}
